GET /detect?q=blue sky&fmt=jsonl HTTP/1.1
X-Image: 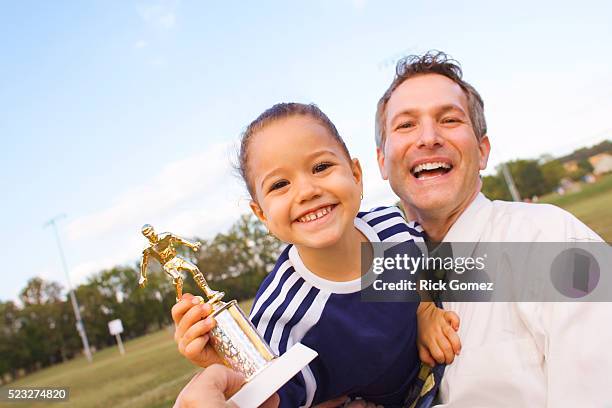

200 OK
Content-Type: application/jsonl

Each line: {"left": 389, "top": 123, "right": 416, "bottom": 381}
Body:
{"left": 1, "top": 0, "right": 611, "bottom": 302}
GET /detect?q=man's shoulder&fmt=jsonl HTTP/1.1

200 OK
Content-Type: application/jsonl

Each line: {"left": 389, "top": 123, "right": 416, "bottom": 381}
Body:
{"left": 486, "top": 198, "right": 600, "bottom": 241}
{"left": 491, "top": 199, "right": 571, "bottom": 220}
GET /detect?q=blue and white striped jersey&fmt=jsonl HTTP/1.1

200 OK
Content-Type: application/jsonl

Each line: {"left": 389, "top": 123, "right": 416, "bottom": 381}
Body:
{"left": 249, "top": 206, "right": 425, "bottom": 407}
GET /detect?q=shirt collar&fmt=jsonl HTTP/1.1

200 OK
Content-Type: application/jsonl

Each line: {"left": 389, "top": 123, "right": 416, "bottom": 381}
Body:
{"left": 288, "top": 217, "right": 382, "bottom": 294}
{"left": 443, "top": 192, "right": 492, "bottom": 243}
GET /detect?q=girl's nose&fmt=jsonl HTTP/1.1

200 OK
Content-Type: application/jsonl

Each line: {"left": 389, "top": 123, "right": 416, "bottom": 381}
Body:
{"left": 295, "top": 177, "right": 322, "bottom": 203}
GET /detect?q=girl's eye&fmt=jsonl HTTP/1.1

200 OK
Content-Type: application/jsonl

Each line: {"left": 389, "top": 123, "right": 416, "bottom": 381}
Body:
{"left": 269, "top": 180, "right": 289, "bottom": 191}
{"left": 313, "top": 162, "right": 333, "bottom": 173}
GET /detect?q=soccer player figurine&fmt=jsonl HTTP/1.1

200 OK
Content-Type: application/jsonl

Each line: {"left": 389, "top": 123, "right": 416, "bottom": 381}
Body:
{"left": 139, "top": 224, "right": 222, "bottom": 302}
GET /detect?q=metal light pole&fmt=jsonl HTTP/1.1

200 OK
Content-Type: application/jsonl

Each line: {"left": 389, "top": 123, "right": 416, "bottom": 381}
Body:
{"left": 501, "top": 162, "right": 522, "bottom": 202}
{"left": 44, "top": 214, "right": 93, "bottom": 363}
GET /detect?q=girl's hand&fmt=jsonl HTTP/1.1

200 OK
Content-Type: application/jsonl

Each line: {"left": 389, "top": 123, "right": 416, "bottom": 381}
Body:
{"left": 172, "top": 293, "right": 224, "bottom": 368}
{"left": 416, "top": 302, "right": 461, "bottom": 367}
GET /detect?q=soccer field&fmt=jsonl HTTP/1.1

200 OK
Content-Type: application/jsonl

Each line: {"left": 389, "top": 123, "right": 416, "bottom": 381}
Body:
{"left": 540, "top": 174, "right": 612, "bottom": 242}
{"left": 2, "top": 179, "right": 609, "bottom": 407}
{"left": 2, "top": 299, "right": 256, "bottom": 408}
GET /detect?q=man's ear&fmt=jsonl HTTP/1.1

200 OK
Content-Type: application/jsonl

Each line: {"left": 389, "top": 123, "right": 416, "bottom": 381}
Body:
{"left": 249, "top": 200, "right": 267, "bottom": 225}
{"left": 376, "top": 147, "right": 389, "bottom": 180}
{"left": 478, "top": 135, "right": 491, "bottom": 170}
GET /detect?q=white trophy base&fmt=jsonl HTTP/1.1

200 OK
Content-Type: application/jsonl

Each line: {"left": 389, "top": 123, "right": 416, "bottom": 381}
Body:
{"left": 228, "top": 343, "right": 318, "bottom": 408}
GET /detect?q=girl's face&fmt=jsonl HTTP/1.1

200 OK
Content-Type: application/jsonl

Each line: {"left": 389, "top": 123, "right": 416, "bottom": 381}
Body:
{"left": 249, "top": 115, "right": 363, "bottom": 249}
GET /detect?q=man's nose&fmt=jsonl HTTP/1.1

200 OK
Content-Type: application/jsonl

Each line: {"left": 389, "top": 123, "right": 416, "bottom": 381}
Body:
{"left": 294, "top": 176, "right": 322, "bottom": 203}
{"left": 416, "top": 120, "right": 444, "bottom": 149}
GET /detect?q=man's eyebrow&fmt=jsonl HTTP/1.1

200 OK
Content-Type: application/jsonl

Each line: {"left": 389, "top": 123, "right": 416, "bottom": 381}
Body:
{"left": 437, "top": 104, "right": 467, "bottom": 115}
{"left": 389, "top": 108, "right": 419, "bottom": 126}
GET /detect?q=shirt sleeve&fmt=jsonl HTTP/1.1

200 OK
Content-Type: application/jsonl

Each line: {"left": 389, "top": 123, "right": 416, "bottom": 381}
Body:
{"left": 519, "top": 210, "right": 612, "bottom": 407}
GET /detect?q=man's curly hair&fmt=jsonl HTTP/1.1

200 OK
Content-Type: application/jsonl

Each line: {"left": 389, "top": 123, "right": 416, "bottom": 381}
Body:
{"left": 375, "top": 50, "right": 487, "bottom": 148}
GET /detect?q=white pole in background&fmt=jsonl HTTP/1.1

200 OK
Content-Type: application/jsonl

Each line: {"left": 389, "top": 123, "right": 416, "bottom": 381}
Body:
{"left": 108, "top": 319, "right": 126, "bottom": 356}
{"left": 115, "top": 334, "right": 125, "bottom": 355}
{"left": 501, "top": 162, "right": 522, "bottom": 202}
{"left": 44, "top": 214, "right": 93, "bottom": 363}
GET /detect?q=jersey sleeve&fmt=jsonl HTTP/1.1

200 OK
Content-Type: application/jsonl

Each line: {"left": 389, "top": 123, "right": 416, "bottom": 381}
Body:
{"left": 247, "top": 245, "right": 315, "bottom": 407}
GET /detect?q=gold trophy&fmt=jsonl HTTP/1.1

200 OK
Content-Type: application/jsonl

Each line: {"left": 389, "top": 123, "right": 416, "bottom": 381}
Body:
{"left": 139, "top": 224, "right": 317, "bottom": 406}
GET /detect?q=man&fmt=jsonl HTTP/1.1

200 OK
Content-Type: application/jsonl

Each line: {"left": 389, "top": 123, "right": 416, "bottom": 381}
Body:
{"left": 375, "top": 51, "right": 610, "bottom": 406}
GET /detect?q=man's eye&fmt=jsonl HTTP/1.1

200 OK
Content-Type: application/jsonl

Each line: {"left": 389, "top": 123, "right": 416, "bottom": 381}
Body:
{"left": 442, "top": 117, "right": 461, "bottom": 124}
{"left": 396, "top": 121, "right": 415, "bottom": 130}
{"left": 313, "top": 162, "right": 333, "bottom": 173}
{"left": 269, "top": 180, "right": 289, "bottom": 191}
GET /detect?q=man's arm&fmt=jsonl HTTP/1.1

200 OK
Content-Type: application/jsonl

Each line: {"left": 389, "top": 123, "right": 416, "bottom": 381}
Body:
{"left": 527, "top": 209, "right": 611, "bottom": 407}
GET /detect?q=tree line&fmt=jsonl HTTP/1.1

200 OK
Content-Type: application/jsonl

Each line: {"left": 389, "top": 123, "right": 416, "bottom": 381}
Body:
{"left": 0, "top": 214, "right": 281, "bottom": 383}
{"left": 482, "top": 156, "right": 594, "bottom": 201}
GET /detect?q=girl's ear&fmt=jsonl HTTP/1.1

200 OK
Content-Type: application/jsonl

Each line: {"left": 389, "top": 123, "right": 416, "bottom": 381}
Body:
{"left": 351, "top": 158, "right": 363, "bottom": 186}
{"left": 249, "top": 200, "right": 267, "bottom": 225}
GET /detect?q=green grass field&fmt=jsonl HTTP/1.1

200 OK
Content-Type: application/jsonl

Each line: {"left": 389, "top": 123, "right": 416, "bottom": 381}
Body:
{"left": 2, "top": 178, "right": 610, "bottom": 407}
{"left": 540, "top": 174, "right": 612, "bottom": 242}
{"left": 1, "top": 299, "right": 254, "bottom": 408}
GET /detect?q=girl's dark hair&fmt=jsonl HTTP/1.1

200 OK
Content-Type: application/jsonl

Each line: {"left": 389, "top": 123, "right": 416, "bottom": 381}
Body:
{"left": 238, "top": 102, "right": 351, "bottom": 199}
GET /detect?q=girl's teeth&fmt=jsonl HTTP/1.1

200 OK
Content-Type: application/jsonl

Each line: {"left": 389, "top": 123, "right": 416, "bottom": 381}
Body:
{"left": 299, "top": 206, "right": 332, "bottom": 222}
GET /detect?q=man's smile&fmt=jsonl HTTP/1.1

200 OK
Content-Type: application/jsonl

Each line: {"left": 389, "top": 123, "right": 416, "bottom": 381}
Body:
{"left": 410, "top": 158, "right": 453, "bottom": 180}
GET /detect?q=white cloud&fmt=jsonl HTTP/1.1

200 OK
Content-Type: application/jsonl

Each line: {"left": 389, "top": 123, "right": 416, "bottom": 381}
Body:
{"left": 137, "top": 1, "right": 178, "bottom": 29}
{"left": 61, "top": 142, "right": 250, "bottom": 285}
{"left": 66, "top": 143, "right": 233, "bottom": 241}
{"left": 134, "top": 39, "right": 148, "bottom": 49}
{"left": 351, "top": 0, "right": 367, "bottom": 11}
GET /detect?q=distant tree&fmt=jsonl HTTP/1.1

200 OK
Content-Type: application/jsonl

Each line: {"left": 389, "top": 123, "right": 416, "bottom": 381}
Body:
{"left": 540, "top": 160, "right": 566, "bottom": 192}
{"left": 0, "top": 301, "right": 28, "bottom": 381}
{"left": 568, "top": 158, "right": 595, "bottom": 181}
{"left": 506, "top": 159, "right": 548, "bottom": 198}
{"left": 196, "top": 214, "right": 282, "bottom": 301}
{"left": 577, "top": 158, "right": 594, "bottom": 174}
{"left": 482, "top": 175, "right": 512, "bottom": 200}
{"left": 18, "top": 278, "right": 69, "bottom": 370}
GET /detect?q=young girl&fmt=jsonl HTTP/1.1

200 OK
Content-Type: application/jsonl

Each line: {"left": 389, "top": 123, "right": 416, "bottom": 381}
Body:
{"left": 172, "top": 103, "right": 460, "bottom": 407}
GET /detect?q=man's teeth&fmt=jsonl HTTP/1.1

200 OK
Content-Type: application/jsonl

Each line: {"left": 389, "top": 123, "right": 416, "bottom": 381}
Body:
{"left": 298, "top": 206, "right": 333, "bottom": 223}
{"left": 412, "top": 161, "right": 451, "bottom": 174}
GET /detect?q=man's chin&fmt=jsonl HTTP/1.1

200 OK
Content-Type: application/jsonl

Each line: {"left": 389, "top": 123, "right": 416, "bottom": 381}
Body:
{"left": 404, "top": 190, "right": 455, "bottom": 214}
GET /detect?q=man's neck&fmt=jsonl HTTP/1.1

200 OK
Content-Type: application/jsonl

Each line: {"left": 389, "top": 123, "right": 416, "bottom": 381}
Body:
{"left": 404, "top": 189, "right": 481, "bottom": 242}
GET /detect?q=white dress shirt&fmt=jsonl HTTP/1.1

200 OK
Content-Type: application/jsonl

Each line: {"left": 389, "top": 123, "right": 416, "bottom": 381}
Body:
{"left": 436, "top": 193, "right": 611, "bottom": 408}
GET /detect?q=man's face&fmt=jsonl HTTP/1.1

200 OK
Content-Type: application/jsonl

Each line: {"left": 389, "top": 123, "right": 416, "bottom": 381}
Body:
{"left": 377, "top": 74, "right": 490, "bottom": 217}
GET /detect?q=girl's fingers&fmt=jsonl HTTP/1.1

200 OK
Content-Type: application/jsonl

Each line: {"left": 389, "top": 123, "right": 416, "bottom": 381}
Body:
{"left": 182, "top": 334, "right": 209, "bottom": 360}
{"left": 437, "top": 335, "right": 455, "bottom": 364}
{"left": 418, "top": 345, "right": 436, "bottom": 367}
{"left": 443, "top": 311, "right": 460, "bottom": 331}
{"left": 175, "top": 303, "right": 212, "bottom": 342}
{"left": 182, "top": 317, "right": 216, "bottom": 346}
{"left": 443, "top": 324, "right": 462, "bottom": 355}
{"left": 427, "top": 340, "right": 446, "bottom": 365}
{"left": 171, "top": 293, "right": 195, "bottom": 325}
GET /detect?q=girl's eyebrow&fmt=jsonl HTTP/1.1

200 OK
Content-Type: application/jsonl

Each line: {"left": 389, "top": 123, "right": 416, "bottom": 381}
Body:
{"left": 304, "top": 149, "right": 338, "bottom": 160}
{"left": 260, "top": 168, "right": 283, "bottom": 190}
